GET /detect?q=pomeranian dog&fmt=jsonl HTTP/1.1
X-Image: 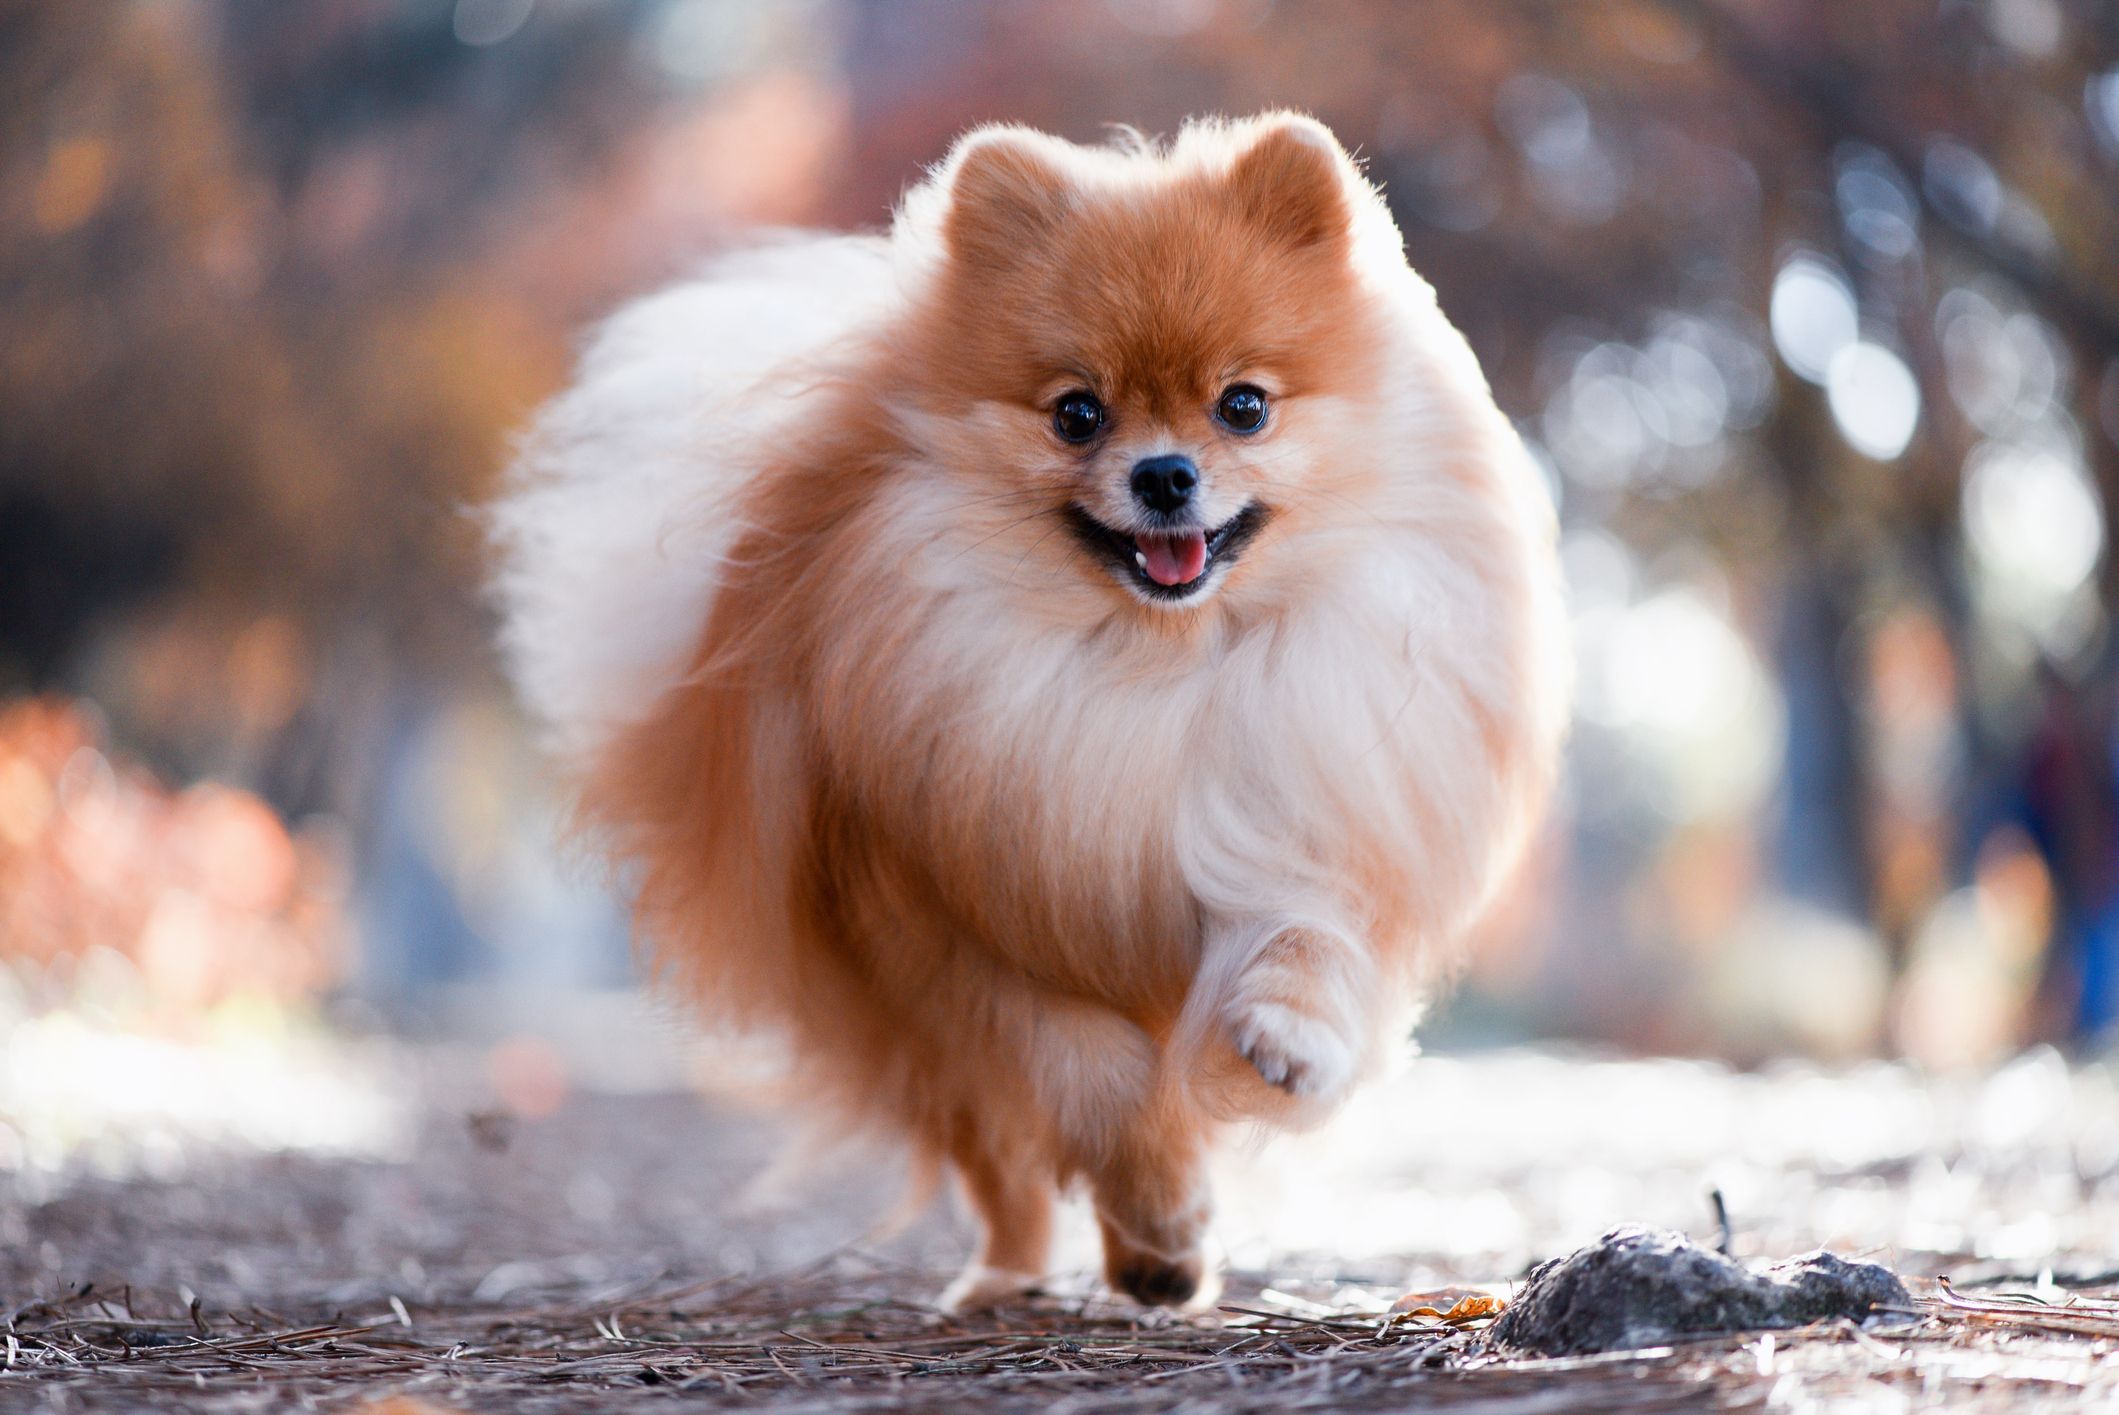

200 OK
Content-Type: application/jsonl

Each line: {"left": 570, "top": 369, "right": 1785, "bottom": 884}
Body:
{"left": 490, "top": 113, "right": 1567, "bottom": 1311}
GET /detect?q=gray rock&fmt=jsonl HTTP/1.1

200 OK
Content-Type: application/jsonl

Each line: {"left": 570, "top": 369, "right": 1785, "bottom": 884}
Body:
{"left": 1484, "top": 1224, "right": 1912, "bottom": 1357}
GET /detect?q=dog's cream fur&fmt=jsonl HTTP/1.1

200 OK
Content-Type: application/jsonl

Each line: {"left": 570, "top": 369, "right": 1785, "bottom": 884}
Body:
{"left": 490, "top": 114, "right": 1568, "bottom": 1309}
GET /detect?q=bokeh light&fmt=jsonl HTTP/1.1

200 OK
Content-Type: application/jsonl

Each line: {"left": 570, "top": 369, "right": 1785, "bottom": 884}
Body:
{"left": 1826, "top": 341, "right": 1921, "bottom": 461}
{"left": 1769, "top": 255, "right": 1859, "bottom": 386}
{"left": 1962, "top": 435, "right": 2107, "bottom": 656}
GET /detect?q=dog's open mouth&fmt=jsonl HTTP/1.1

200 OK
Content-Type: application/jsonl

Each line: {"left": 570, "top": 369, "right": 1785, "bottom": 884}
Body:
{"left": 1063, "top": 502, "right": 1269, "bottom": 601}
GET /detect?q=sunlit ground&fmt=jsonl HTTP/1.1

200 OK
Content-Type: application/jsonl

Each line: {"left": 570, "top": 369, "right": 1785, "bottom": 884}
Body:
{"left": 9, "top": 965, "right": 2118, "bottom": 1296}
{"left": 0, "top": 964, "right": 407, "bottom": 1196}
{"left": 1218, "top": 1047, "right": 2119, "bottom": 1281}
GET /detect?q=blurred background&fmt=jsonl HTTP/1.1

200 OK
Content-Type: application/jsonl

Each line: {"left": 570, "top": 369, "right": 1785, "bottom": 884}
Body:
{"left": 5, "top": 0, "right": 2119, "bottom": 1176}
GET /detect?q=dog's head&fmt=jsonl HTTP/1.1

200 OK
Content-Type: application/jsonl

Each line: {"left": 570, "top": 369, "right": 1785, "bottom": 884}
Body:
{"left": 898, "top": 115, "right": 1399, "bottom": 612}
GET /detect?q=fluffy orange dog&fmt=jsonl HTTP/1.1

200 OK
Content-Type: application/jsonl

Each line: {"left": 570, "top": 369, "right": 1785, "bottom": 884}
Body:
{"left": 491, "top": 114, "right": 1567, "bottom": 1310}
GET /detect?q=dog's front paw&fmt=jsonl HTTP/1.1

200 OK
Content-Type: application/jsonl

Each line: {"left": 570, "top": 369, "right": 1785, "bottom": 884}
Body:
{"left": 1097, "top": 1210, "right": 1222, "bottom": 1312}
{"left": 1226, "top": 998, "right": 1359, "bottom": 1103}
{"left": 1108, "top": 1250, "right": 1221, "bottom": 1310}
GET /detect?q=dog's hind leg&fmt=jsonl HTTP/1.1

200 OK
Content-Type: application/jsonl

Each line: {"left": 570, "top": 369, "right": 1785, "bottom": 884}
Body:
{"left": 937, "top": 1113, "right": 1056, "bottom": 1314}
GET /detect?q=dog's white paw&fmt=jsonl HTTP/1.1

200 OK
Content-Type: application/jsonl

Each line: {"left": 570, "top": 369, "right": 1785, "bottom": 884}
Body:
{"left": 938, "top": 1263, "right": 1044, "bottom": 1314}
{"left": 1226, "top": 999, "right": 1358, "bottom": 1103}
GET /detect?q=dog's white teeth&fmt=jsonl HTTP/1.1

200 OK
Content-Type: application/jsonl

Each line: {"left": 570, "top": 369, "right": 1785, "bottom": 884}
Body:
{"left": 1134, "top": 550, "right": 1148, "bottom": 570}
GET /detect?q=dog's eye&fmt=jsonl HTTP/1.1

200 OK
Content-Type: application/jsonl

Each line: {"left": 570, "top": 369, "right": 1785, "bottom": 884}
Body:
{"left": 1053, "top": 393, "right": 1104, "bottom": 443}
{"left": 1216, "top": 385, "right": 1268, "bottom": 433}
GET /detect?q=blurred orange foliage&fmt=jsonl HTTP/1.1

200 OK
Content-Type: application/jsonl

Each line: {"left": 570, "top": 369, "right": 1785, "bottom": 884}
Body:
{"left": 0, "top": 697, "right": 349, "bottom": 1010}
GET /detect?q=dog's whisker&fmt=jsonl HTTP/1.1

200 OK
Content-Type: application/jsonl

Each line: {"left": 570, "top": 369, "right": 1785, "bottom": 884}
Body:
{"left": 937, "top": 506, "right": 1064, "bottom": 564}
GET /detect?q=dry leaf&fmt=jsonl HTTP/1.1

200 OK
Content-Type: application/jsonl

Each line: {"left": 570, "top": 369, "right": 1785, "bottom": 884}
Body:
{"left": 1391, "top": 1288, "right": 1508, "bottom": 1324}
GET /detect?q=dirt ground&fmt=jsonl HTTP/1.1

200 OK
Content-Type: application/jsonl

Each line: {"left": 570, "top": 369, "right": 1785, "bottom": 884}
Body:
{"left": 8, "top": 1043, "right": 2119, "bottom": 1412}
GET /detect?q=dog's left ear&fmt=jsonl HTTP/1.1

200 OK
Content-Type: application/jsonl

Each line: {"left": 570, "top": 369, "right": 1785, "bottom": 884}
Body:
{"left": 1224, "top": 116, "right": 1354, "bottom": 251}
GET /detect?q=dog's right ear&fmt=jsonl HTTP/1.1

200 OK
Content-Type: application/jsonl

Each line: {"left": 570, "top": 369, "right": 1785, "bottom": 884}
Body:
{"left": 940, "top": 127, "right": 1073, "bottom": 270}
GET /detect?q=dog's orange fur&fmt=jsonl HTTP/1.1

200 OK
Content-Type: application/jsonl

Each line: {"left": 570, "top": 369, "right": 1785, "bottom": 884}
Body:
{"left": 524, "top": 115, "right": 1568, "bottom": 1309}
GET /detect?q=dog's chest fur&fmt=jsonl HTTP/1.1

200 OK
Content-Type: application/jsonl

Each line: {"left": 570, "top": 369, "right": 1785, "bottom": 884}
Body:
{"left": 806, "top": 557, "right": 1446, "bottom": 1010}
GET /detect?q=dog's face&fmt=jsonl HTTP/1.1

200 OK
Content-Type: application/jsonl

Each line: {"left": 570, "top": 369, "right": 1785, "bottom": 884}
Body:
{"left": 904, "top": 119, "right": 1389, "bottom": 611}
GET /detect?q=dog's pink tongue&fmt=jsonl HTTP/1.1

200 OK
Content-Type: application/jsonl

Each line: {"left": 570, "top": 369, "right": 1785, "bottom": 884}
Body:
{"left": 1136, "top": 530, "right": 1208, "bottom": 587}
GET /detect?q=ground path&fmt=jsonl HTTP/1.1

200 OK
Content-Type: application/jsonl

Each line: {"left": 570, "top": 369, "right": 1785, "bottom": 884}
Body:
{"left": 8, "top": 1045, "right": 2119, "bottom": 1411}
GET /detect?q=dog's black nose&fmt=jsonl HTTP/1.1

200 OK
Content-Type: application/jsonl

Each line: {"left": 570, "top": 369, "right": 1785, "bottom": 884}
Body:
{"left": 1129, "top": 455, "right": 1197, "bottom": 515}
